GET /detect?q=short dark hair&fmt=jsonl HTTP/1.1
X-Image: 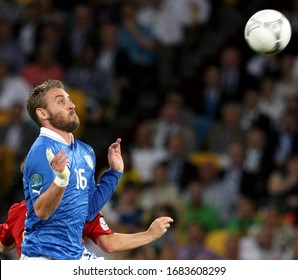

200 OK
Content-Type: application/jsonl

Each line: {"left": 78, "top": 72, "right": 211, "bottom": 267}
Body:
{"left": 26, "top": 80, "right": 64, "bottom": 126}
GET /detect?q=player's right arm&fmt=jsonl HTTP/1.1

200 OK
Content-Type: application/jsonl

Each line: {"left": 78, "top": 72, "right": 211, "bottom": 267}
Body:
{"left": 24, "top": 146, "right": 70, "bottom": 221}
{"left": 84, "top": 213, "right": 173, "bottom": 253}
{"left": 96, "top": 216, "right": 173, "bottom": 253}
{"left": 33, "top": 148, "right": 70, "bottom": 220}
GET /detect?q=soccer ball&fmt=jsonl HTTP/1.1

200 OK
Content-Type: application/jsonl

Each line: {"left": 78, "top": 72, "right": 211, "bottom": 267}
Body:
{"left": 244, "top": 9, "right": 292, "bottom": 55}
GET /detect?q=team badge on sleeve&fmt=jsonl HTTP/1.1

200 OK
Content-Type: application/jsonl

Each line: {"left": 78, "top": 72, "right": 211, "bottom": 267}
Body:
{"left": 29, "top": 173, "right": 44, "bottom": 193}
{"left": 99, "top": 216, "right": 109, "bottom": 231}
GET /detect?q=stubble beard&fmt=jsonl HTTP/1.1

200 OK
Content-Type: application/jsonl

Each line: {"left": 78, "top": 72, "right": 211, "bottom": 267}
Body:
{"left": 48, "top": 110, "right": 80, "bottom": 133}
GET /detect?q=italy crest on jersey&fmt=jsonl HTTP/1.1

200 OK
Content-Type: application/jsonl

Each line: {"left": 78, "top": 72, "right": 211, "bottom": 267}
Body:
{"left": 84, "top": 155, "right": 94, "bottom": 169}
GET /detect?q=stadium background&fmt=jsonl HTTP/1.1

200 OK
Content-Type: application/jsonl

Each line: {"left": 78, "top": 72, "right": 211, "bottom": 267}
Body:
{"left": 1, "top": 0, "right": 298, "bottom": 260}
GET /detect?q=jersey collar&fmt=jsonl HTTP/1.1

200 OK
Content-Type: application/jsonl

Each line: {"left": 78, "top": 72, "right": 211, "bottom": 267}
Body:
{"left": 40, "top": 127, "right": 74, "bottom": 145}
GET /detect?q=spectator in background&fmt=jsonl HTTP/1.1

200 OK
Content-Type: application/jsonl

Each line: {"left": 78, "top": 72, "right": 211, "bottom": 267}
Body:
{"left": 181, "top": 180, "right": 220, "bottom": 232}
{"left": 247, "top": 201, "right": 295, "bottom": 258}
{"left": 138, "top": 161, "right": 181, "bottom": 213}
{"left": 94, "top": 22, "right": 136, "bottom": 118}
{"left": 218, "top": 46, "right": 250, "bottom": 102}
{"left": 273, "top": 53, "right": 298, "bottom": 104}
{"left": 258, "top": 76, "right": 284, "bottom": 126}
{"left": 102, "top": 181, "right": 144, "bottom": 235}
{"left": 15, "top": 2, "right": 41, "bottom": 61}
{"left": 95, "top": 23, "right": 132, "bottom": 82}
{"left": 0, "top": 0, "right": 22, "bottom": 24}
{"left": 241, "top": 127, "right": 270, "bottom": 201}
{"left": 35, "top": 19, "right": 71, "bottom": 68}
{"left": 68, "top": 3, "right": 96, "bottom": 62}
{"left": 21, "top": 43, "right": 64, "bottom": 86}
{"left": 226, "top": 197, "right": 258, "bottom": 237}
{"left": 36, "top": 0, "right": 65, "bottom": 23}
{"left": 117, "top": 0, "right": 157, "bottom": 89}
{"left": 204, "top": 102, "right": 245, "bottom": 155}
{"left": 167, "top": 0, "right": 212, "bottom": 29}
{"left": 243, "top": 128, "right": 267, "bottom": 175}
{"left": 158, "top": 243, "right": 178, "bottom": 259}
{"left": 193, "top": 156, "right": 236, "bottom": 225}
{"left": 283, "top": 231, "right": 298, "bottom": 260}
{"left": 136, "top": 0, "right": 184, "bottom": 89}
{"left": 193, "top": 64, "right": 223, "bottom": 120}
{"left": 163, "top": 132, "right": 197, "bottom": 192}
{"left": 0, "top": 60, "right": 31, "bottom": 116}
{"left": 164, "top": 90, "right": 196, "bottom": 124}
{"left": 240, "top": 88, "right": 271, "bottom": 134}
{"left": 239, "top": 224, "right": 282, "bottom": 260}
{"left": 267, "top": 155, "right": 298, "bottom": 224}
{"left": 64, "top": 43, "right": 113, "bottom": 124}
{"left": 220, "top": 141, "right": 250, "bottom": 204}
{"left": 0, "top": 19, "right": 26, "bottom": 73}
{"left": 283, "top": 95, "right": 298, "bottom": 120}
{"left": 129, "top": 120, "right": 168, "bottom": 184}
{"left": 245, "top": 53, "right": 280, "bottom": 83}
{"left": 266, "top": 110, "right": 298, "bottom": 170}
{"left": 150, "top": 99, "right": 198, "bottom": 154}
{"left": 0, "top": 103, "right": 38, "bottom": 202}
{"left": 87, "top": 0, "right": 119, "bottom": 26}
{"left": 0, "top": 103, "right": 38, "bottom": 163}
{"left": 221, "top": 233, "right": 240, "bottom": 260}
{"left": 177, "top": 221, "right": 219, "bottom": 260}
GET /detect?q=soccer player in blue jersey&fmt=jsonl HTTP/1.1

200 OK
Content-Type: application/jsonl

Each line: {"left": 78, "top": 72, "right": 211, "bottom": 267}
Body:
{"left": 21, "top": 80, "right": 124, "bottom": 260}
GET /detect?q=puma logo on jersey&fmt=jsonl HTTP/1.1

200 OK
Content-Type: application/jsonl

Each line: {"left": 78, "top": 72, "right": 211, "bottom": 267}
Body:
{"left": 32, "top": 188, "right": 42, "bottom": 195}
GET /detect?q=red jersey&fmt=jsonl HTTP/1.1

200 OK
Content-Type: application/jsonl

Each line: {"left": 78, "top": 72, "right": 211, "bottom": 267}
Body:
{"left": 0, "top": 200, "right": 27, "bottom": 256}
{"left": 0, "top": 200, "right": 113, "bottom": 257}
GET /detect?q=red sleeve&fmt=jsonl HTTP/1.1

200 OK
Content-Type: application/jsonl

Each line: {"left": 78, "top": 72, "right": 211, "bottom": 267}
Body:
{"left": 83, "top": 212, "right": 113, "bottom": 244}
{"left": 0, "top": 222, "right": 14, "bottom": 246}
{"left": 0, "top": 201, "right": 27, "bottom": 256}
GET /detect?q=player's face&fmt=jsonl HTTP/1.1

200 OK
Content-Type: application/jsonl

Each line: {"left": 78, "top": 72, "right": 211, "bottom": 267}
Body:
{"left": 45, "top": 88, "right": 80, "bottom": 132}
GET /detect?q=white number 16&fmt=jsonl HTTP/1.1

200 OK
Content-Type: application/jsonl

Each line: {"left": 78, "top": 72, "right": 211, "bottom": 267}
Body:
{"left": 75, "top": 168, "right": 87, "bottom": 190}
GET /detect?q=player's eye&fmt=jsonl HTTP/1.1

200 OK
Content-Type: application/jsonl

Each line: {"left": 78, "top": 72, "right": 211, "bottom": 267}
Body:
{"left": 57, "top": 99, "right": 66, "bottom": 104}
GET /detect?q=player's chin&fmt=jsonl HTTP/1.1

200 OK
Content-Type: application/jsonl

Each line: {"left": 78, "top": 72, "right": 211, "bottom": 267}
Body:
{"left": 69, "top": 123, "right": 80, "bottom": 133}
{"left": 67, "top": 117, "right": 80, "bottom": 132}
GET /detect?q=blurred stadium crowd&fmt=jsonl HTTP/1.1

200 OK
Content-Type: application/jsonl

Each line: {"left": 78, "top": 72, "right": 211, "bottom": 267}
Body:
{"left": 1, "top": 0, "right": 298, "bottom": 260}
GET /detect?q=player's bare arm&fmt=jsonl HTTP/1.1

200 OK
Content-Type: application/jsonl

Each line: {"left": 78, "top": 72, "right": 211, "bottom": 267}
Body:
{"left": 96, "top": 216, "right": 173, "bottom": 253}
{"left": 33, "top": 149, "right": 70, "bottom": 220}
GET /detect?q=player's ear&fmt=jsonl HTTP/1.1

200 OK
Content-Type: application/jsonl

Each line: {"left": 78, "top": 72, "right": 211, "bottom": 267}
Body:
{"left": 36, "top": 108, "right": 49, "bottom": 120}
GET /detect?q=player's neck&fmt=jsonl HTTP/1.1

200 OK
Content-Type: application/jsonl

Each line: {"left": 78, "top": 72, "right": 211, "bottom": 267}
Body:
{"left": 44, "top": 125, "right": 73, "bottom": 145}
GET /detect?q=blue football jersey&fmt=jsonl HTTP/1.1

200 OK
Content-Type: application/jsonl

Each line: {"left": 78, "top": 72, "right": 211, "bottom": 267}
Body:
{"left": 22, "top": 127, "right": 122, "bottom": 259}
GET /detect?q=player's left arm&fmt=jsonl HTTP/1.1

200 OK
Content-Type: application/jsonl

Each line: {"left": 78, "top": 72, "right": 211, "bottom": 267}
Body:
{"left": 107, "top": 138, "right": 124, "bottom": 173}
{"left": 87, "top": 139, "right": 123, "bottom": 220}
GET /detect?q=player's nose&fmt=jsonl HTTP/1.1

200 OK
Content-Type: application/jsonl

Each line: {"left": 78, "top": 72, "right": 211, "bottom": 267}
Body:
{"left": 68, "top": 99, "right": 75, "bottom": 110}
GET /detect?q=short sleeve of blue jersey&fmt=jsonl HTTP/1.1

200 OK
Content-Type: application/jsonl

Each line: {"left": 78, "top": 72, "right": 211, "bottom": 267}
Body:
{"left": 23, "top": 145, "right": 56, "bottom": 205}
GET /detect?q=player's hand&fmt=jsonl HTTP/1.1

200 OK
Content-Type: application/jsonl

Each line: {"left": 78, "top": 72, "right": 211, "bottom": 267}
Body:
{"left": 107, "top": 138, "right": 124, "bottom": 172}
{"left": 46, "top": 148, "right": 70, "bottom": 188}
{"left": 147, "top": 216, "right": 173, "bottom": 240}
